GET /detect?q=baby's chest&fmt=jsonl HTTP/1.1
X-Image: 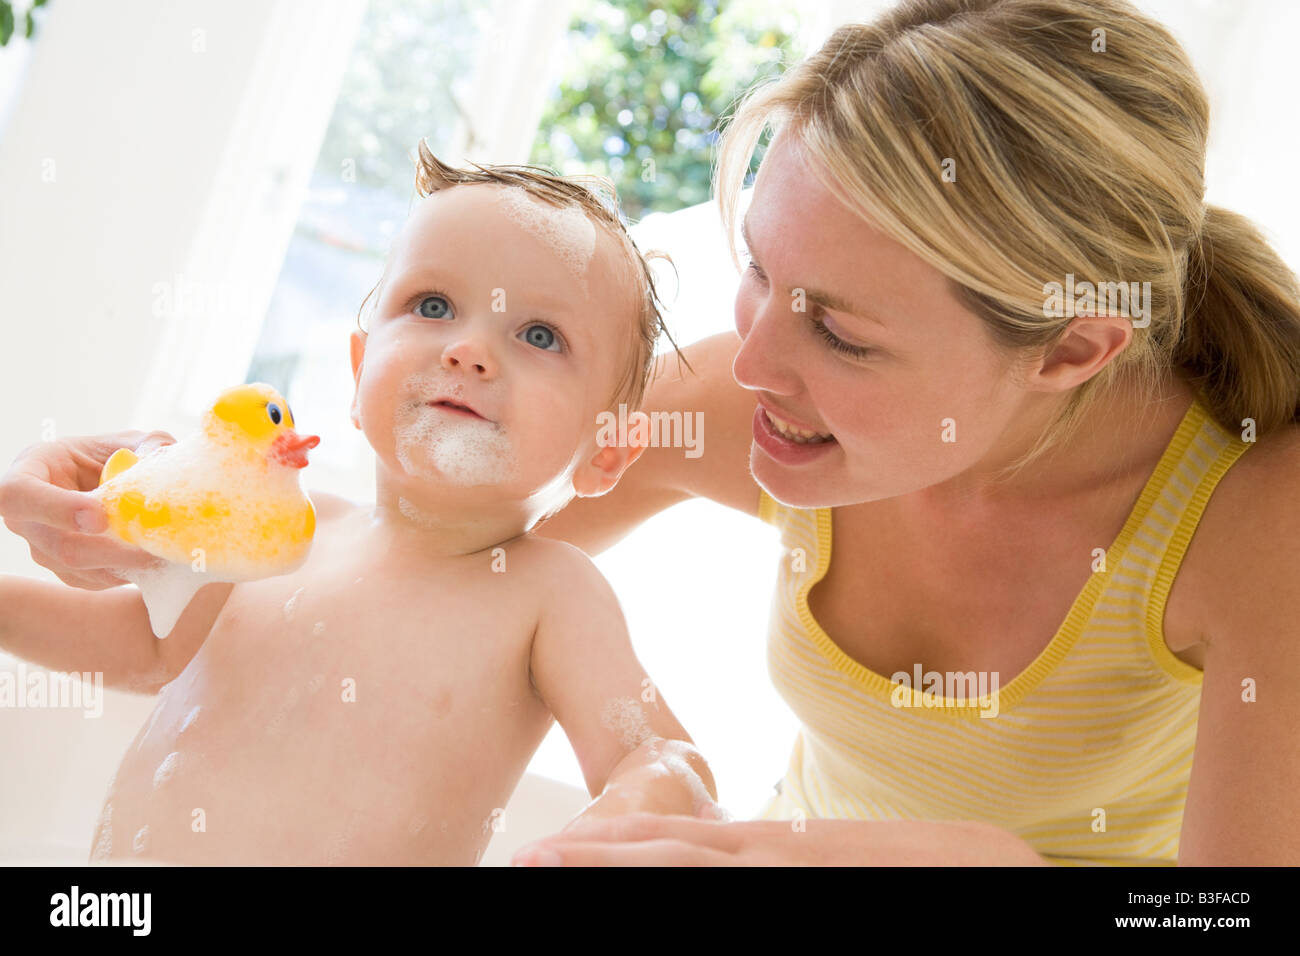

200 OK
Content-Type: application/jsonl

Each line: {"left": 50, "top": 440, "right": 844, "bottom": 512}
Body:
{"left": 205, "top": 555, "right": 542, "bottom": 709}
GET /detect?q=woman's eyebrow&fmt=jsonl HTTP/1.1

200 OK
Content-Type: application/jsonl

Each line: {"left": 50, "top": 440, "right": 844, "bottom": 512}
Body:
{"left": 741, "top": 216, "right": 890, "bottom": 329}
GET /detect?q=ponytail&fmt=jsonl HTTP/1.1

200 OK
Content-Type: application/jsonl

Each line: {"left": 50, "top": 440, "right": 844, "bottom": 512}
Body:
{"left": 1175, "top": 205, "right": 1300, "bottom": 436}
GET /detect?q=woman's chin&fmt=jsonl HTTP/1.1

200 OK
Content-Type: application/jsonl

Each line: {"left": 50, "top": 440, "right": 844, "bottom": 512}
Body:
{"left": 751, "top": 451, "right": 839, "bottom": 509}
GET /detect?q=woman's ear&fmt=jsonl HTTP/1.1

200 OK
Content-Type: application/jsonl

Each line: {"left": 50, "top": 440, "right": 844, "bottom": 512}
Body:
{"left": 349, "top": 331, "right": 366, "bottom": 430}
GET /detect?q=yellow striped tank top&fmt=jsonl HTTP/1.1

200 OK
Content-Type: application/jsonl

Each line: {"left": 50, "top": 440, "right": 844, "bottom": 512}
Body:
{"left": 754, "top": 395, "right": 1252, "bottom": 865}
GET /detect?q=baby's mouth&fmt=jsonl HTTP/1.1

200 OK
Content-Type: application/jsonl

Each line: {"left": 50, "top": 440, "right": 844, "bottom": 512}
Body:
{"left": 424, "top": 399, "right": 490, "bottom": 423}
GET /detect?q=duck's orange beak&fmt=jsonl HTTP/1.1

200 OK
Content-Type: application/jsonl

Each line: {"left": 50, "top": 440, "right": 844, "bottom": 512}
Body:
{"left": 270, "top": 430, "right": 320, "bottom": 469}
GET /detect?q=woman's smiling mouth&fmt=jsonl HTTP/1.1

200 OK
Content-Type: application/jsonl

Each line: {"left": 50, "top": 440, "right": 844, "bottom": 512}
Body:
{"left": 753, "top": 403, "right": 838, "bottom": 465}
{"left": 759, "top": 404, "right": 834, "bottom": 443}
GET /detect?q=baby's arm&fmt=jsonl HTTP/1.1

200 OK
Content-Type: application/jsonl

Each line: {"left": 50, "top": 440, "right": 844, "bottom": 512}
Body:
{"left": 0, "top": 574, "right": 230, "bottom": 692}
{"left": 529, "top": 542, "right": 718, "bottom": 822}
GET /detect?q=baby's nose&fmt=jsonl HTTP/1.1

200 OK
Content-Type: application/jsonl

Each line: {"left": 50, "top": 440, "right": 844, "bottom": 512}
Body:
{"left": 441, "top": 339, "right": 496, "bottom": 376}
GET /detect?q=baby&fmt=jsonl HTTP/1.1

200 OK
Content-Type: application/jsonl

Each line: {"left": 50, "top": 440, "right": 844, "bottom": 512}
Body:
{"left": 0, "top": 143, "right": 716, "bottom": 865}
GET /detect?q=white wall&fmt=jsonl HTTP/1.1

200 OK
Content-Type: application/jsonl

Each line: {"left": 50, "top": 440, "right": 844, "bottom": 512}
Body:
{"left": 0, "top": 0, "right": 364, "bottom": 853}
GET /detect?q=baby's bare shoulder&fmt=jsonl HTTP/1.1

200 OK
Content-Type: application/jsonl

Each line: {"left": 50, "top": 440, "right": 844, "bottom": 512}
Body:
{"left": 501, "top": 532, "right": 595, "bottom": 568}
{"left": 499, "top": 534, "right": 607, "bottom": 589}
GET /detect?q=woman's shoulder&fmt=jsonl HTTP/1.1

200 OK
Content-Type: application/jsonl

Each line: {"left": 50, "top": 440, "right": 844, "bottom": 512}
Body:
{"left": 1209, "top": 418, "right": 1300, "bottom": 508}
{"left": 1179, "top": 419, "right": 1300, "bottom": 635}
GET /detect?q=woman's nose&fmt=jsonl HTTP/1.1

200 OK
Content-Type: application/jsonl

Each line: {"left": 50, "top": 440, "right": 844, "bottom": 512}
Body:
{"left": 732, "top": 293, "right": 798, "bottom": 396}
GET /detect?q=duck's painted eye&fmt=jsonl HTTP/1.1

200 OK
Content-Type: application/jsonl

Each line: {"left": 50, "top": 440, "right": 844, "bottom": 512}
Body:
{"left": 267, "top": 403, "right": 282, "bottom": 425}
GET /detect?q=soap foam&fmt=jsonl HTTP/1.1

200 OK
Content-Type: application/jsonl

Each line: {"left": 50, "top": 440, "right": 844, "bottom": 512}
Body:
{"left": 92, "top": 423, "right": 316, "bottom": 637}
{"left": 131, "top": 825, "right": 150, "bottom": 855}
{"left": 118, "top": 563, "right": 208, "bottom": 639}
{"left": 397, "top": 496, "right": 438, "bottom": 527}
{"left": 660, "top": 750, "right": 712, "bottom": 813}
{"left": 90, "top": 804, "right": 113, "bottom": 862}
{"left": 394, "top": 373, "right": 515, "bottom": 487}
{"left": 600, "top": 697, "right": 654, "bottom": 750}
{"left": 496, "top": 186, "right": 596, "bottom": 293}
{"left": 153, "top": 751, "right": 182, "bottom": 789}
{"left": 179, "top": 706, "right": 201, "bottom": 735}
{"left": 283, "top": 587, "right": 304, "bottom": 621}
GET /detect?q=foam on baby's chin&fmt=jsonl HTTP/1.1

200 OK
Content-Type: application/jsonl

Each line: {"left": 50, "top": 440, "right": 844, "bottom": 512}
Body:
{"left": 496, "top": 186, "right": 596, "bottom": 293}
{"left": 393, "top": 375, "right": 516, "bottom": 487}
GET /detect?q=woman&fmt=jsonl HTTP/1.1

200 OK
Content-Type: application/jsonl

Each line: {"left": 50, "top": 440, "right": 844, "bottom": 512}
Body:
{"left": 4, "top": 0, "right": 1299, "bottom": 865}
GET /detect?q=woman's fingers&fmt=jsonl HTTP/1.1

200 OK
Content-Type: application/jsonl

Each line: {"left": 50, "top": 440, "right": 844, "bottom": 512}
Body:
{"left": 0, "top": 463, "right": 105, "bottom": 533}
{"left": 0, "top": 431, "right": 176, "bottom": 524}
{"left": 8, "top": 518, "right": 158, "bottom": 572}
{"left": 537, "top": 811, "right": 748, "bottom": 853}
{"left": 0, "top": 431, "right": 175, "bottom": 588}
{"left": 35, "top": 562, "right": 129, "bottom": 591}
{"left": 514, "top": 838, "right": 723, "bottom": 867}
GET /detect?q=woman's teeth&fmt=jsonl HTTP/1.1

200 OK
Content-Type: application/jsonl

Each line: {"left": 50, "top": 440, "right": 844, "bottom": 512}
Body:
{"left": 765, "top": 409, "right": 834, "bottom": 444}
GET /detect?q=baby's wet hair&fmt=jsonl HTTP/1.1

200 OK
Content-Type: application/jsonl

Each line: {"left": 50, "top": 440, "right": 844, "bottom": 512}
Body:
{"left": 356, "top": 139, "right": 692, "bottom": 412}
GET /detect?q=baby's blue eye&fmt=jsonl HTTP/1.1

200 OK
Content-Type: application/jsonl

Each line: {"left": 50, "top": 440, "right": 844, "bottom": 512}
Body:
{"left": 520, "top": 324, "right": 561, "bottom": 352}
{"left": 417, "top": 295, "right": 453, "bottom": 319}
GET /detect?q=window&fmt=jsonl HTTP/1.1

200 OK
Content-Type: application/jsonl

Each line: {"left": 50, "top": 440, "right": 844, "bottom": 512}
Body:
{"left": 244, "top": 0, "right": 501, "bottom": 498}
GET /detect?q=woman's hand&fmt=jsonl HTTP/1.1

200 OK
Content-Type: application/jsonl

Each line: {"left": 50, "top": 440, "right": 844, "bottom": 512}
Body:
{"left": 513, "top": 807, "right": 1051, "bottom": 866}
{"left": 0, "top": 430, "right": 175, "bottom": 589}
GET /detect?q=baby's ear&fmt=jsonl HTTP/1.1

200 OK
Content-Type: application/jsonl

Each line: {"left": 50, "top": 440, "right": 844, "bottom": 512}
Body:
{"left": 349, "top": 331, "right": 366, "bottom": 430}
{"left": 349, "top": 330, "right": 366, "bottom": 380}
{"left": 572, "top": 411, "right": 650, "bottom": 498}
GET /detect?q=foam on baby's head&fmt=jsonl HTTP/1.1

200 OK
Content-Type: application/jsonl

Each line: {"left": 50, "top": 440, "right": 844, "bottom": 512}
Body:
{"left": 495, "top": 185, "right": 596, "bottom": 295}
{"left": 396, "top": 140, "right": 683, "bottom": 412}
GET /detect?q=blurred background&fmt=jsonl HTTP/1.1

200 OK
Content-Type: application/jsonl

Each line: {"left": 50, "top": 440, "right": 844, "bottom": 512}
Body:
{"left": 0, "top": 0, "right": 1297, "bottom": 860}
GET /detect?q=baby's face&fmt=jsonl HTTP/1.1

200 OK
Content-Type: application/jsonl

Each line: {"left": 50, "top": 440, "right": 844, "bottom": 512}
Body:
{"left": 349, "top": 183, "right": 639, "bottom": 513}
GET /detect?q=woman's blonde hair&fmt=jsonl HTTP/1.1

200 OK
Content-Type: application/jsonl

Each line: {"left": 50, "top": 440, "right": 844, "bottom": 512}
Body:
{"left": 716, "top": 0, "right": 1300, "bottom": 482}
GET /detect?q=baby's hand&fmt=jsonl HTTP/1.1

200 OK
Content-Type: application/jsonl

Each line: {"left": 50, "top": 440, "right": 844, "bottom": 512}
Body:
{"left": 562, "top": 786, "right": 657, "bottom": 835}
{"left": 561, "top": 784, "right": 732, "bottom": 838}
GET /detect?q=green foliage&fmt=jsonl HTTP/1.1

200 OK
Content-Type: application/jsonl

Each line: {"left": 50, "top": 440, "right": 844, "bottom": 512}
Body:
{"left": 0, "top": 0, "right": 45, "bottom": 47}
{"left": 0, "top": 3, "right": 15, "bottom": 46}
{"left": 529, "top": 0, "right": 802, "bottom": 219}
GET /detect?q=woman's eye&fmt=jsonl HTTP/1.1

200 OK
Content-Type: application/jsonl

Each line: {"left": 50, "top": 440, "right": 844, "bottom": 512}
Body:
{"left": 417, "top": 295, "right": 453, "bottom": 319}
{"left": 812, "top": 314, "right": 876, "bottom": 360}
{"left": 745, "top": 259, "right": 767, "bottom": 282}
{"left": 519, "top": 323, "right": 562, "bottom": 352}
{"left": 266, "top": 403, "right": 282, "bottom": 425}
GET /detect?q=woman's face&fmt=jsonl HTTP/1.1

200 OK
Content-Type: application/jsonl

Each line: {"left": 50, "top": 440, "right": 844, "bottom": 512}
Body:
{"left": 733, "top": 131, "right": 1036, "bottom": 510}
